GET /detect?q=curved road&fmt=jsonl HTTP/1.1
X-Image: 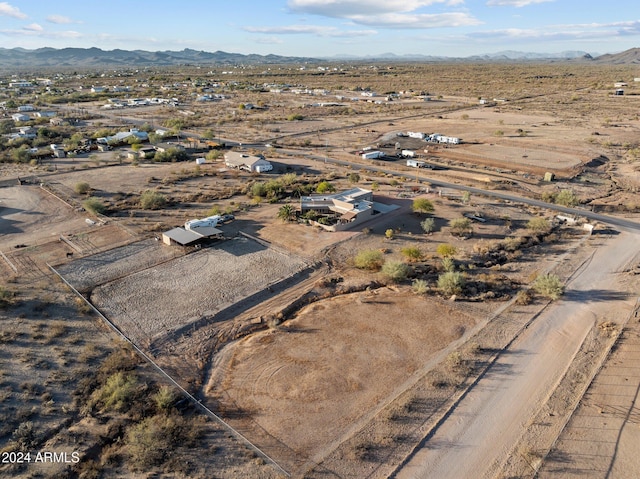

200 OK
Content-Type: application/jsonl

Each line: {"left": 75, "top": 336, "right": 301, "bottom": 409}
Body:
{"left": 392, "top": 229, "right": 640, "bottom": 478}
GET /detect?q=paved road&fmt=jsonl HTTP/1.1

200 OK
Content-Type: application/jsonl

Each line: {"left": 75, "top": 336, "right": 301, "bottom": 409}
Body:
{"left": 393, "top": 230, "right": 640, "bottom": 479}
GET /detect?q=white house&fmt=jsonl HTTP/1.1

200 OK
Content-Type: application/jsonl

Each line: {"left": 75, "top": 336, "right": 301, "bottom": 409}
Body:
{"left": 300, "top": 188, "right": 374, "bottom": 231}
{"left": 12, "top": 113, "right": 30, "bottom": 122}
{"left": 17, "top": 105, "right": 35, "bottom": 112}
{"left": 224, "top": 151, "right": 273, "bottom": 173}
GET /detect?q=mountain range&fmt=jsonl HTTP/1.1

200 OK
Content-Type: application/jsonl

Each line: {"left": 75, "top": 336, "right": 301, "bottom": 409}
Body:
{"left": 0, "top": 46, "right": 638, "bottom": 68}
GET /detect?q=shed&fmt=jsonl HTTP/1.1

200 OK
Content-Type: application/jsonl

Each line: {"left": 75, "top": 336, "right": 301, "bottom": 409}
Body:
{"left": 162, "top": 226, "right": 222, "bottom": 246}
{"left": 162, "top": 227, "right": 204, "bottom": 246}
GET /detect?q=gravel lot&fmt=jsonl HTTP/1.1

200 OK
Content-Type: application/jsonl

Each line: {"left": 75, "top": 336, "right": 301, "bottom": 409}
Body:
{"left": 88, "top": 236, "right": 307, "bottom": 343}
{"left": 56, "top": 239, "right": 180, "bottom": 293}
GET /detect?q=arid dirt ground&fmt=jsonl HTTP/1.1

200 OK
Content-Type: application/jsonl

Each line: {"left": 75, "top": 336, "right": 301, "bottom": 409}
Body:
{"left": 2, "top": 63, "right": 640, "bottom": 478}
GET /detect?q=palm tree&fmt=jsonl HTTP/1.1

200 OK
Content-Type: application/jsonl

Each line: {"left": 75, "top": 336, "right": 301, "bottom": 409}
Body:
{"left": 277, "top": 204, "right": 296, "bottom": 223}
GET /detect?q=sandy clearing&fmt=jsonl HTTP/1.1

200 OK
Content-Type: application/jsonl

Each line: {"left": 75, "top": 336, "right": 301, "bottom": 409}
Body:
{"left": 394, "top": 230, "right": 640, "bottom": 479}
{"left": 206, "top": 290, "right": 476, "bottom": 469}
{"left": 0, "top": 185, "right": 87, "bottom": 250}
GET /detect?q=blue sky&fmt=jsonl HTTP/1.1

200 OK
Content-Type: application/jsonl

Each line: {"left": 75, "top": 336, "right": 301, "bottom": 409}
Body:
{"left": 0, "top": 1, "right": 639, "bottom": 57}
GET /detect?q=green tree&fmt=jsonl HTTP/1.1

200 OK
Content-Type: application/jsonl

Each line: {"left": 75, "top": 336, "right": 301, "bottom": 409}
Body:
{"left": 401, "top": 246, "right": 423, "bottom": 262}
{"left": 316, "top": 181, "right": 335, "bottom": 194}
{"left": 83, "top": 197, "right": 106, "bottom": 215}
{"left": 90, "top": 372, "right": 137, "bottom": 413}
{"left": 412, "top": 198, "right": 435, "bottom": 214}
{"left": 436, "top": 243, "right": 457, "bottom": 258}
{"left": 250, "top": 182, "right": 267, "bottom": 198}
{"left": 555, "top": 189, "right": 579, "bottom": 207}
{"left": 421, "top": 217, "right": 436, "bottom": 234}
{"left": 533, "top": 273, "right": 564, "bottom": 300}
{"left": 527, "top": 217, "right": 551, "bottom": 233}
{"left": 381, "top": 260, "right": 410, "bottom": 283}
{"left": 450, "top": 217, "right": 473, "bottom": 237}
{"left": 139, "top": 190, "right": 167, "bottom": 210}
{"left": 437, "top": 271, "right": 465, "bottom": 296}
{"left": 277, "top": 204, "right": 295, "bottom": 223}
{"left": 74, "top": 182, "right": 91, "bottom": 195}
{"left": 354, "top": 249, "right": 384, "bottom": 270}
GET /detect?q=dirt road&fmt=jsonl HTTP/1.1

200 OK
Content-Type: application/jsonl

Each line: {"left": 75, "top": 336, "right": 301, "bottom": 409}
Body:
{"left": 394, "top": 230, "right": 640, "bottom": 479}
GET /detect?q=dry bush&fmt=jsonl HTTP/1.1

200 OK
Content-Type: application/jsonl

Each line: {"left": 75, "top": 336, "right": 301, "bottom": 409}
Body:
{"left": 125, "top": 413, "right": 201, "bottom": 471}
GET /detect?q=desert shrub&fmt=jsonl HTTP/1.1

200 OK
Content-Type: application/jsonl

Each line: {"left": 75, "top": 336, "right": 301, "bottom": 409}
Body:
{"left": 354, "top": 249, "right": 384, "bottom": 270}
{"left": 442, "top": 257, "right": 455, "bottom": 272}
{"left": 412, "top": 198, "right": 435, "bottom": 214}
{"left": 381, "top": 260, "right": 410, "bottom": 283}
{"left": 412, "top": 279, "right": 428, "bottom": 295}
{"left": 139, "top": 190, "right": 167, "bottom": 210}
{"left": 401, "top": 246, "right": 422, "bottom": 262}
{"left": 126, "top": 414, "right": 199, "bottom": 471}
{"left": 527, "top": 217, "right": 551, "bottom": 233}
{"left": 515, "top": 289, "right": 533, "bottom": 305}
{"left": 385, "top": 228, "right": 395, "bottom": 240}
{"left": 74, "top": 182, "right": 91, "bottom": 194}
{"left": 348, "top": 172, "right": 360, "bottom": 183}
{"left": 420, "top": 217, "right": 436, "bottom": 234}
{"left": 90, "top": 372, "right": 137, "bottom": 413}
{"left": 153, "top": 385, "right": 177, "bottom": 413}
{"left": 450, "top": 217, "right": 473, "bottom": 237}
{"left": 83, "top": 197, "right": 106, "bottom": 215}
{"left": 316, "top": 180, "right": 335, "bottom": 193}
{"left": 12, "top": 421, "right": 36, "bottom": 449}
{"left": 436, "top": 243, "right": 457, "bottom": 258}
{"left": 555, "top": 189, "right": 579, "bottom": 207}
{"left": 280, "top": 172, "right": 297, "bottom": 185}
{"left": 533, "top": 273, "right": 564, "bottom": 300}
{"left": 0, "top": 286, "right": 14, "bottom": 308}
{"left": 501, "top": 236, "right": 524, "bottom": 252}
{"left": 437, "top": 271, "right": 465, "bottom": 296}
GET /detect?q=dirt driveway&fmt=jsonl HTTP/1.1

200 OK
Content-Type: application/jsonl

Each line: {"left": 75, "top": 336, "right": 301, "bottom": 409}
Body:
{"left": 394, "top": 230, "right": 640, "bottom": 479}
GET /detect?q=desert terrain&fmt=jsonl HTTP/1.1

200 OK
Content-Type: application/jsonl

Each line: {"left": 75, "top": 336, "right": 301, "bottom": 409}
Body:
{"left": 1, "top": 62, "right": 640, "bottom": 478}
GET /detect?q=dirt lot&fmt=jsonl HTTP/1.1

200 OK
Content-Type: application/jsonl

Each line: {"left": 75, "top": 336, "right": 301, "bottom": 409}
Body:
{"left": 207, "top": 290, "right": 476, "bottom": 470}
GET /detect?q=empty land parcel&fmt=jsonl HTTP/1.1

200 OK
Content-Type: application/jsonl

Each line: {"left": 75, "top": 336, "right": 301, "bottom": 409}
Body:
{"left": 1, "top": 62, "right": 640, "bottom": 478}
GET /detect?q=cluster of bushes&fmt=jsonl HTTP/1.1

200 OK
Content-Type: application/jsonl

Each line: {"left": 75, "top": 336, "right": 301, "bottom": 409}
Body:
{"left": 74, "top": 346, "right": 202, "bottom": 474}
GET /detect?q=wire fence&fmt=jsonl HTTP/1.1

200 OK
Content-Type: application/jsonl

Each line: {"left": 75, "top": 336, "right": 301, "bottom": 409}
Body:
{"left": 47, "top": 262, "right": 290, "bottom": 478}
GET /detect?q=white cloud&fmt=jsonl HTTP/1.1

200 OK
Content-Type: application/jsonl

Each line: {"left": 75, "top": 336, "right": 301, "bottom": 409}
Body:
{"left": 23, "top": 23, "right": 43, "bottom": 32}
{"left": 284, "top": 1, "right": 478, "bottom": 30}
{"left": 244, "top": 24, "right": 377, "bottom": 37}
{"left": 46, "top": 14, "right": 78, "bottom": 25}
{"left": 0, "top": 2, "right": 26, "bottom": 19}
{"left": 288, "top": 0, "right": 464, "bottom": 17}
{"left": 0, "top": 28, "right": 81, "bottom": 39}
{"left": 469, "top": 20, "right": 640, "bottom": 42}
{"left": 348, "top": 12, "right": 481, "bottom": 28}
{"left": 486, "top": 0, "right": 554, "bottom": 7}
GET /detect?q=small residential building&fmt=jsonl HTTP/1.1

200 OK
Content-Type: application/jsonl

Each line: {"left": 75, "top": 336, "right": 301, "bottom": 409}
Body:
{"left": 17, "top": 104, "right": 35, "bottom": 112}
{"left": 35, "top": 111, "right": 56, "bottom": 118}
{"left": 224, "top": 151, "right": 273, "bottom": 172}
{"left": 300, "top": 188, "right": 374, "bottom": 231}
{"left": 11, "top": 113, "right": 30, "bottom": 122}
{"left": 107, "top": 128, "right": 149, "bottom": 144}
{"left": 9, "top": 81, "right": 33, "bottom": 88}
{"left": 138, "top": 147, "right": 156, "bottom": 159}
